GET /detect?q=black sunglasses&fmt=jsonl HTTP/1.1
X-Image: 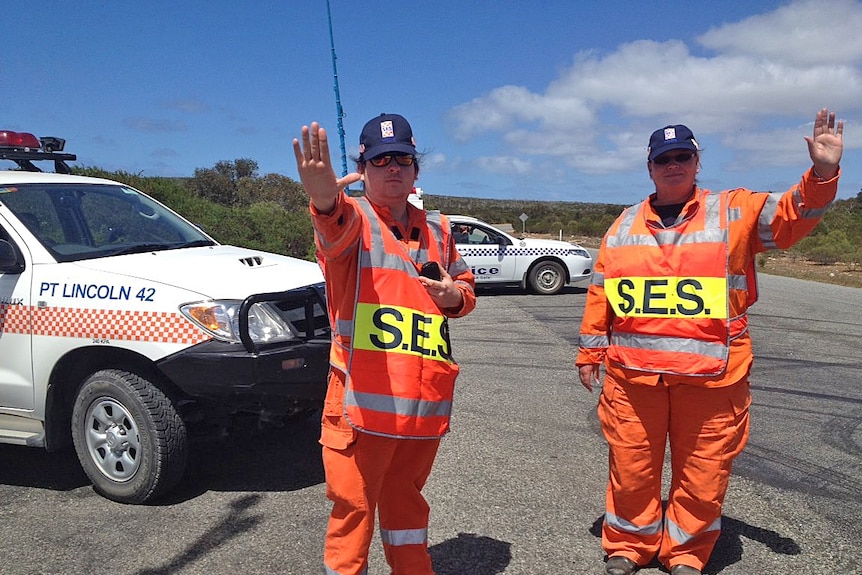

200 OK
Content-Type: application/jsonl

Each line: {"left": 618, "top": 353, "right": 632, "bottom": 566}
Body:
{"left": 652, "top": 152, "right": 697, "bottom": 165}
{"left": 368, "top": 155, "right": 415, "bottom": 167}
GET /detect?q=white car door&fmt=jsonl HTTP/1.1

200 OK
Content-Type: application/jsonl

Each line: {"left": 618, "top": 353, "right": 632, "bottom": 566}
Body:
{"left": 0, "top": 221, "right": 34, "bottom": 410}
{"left": 452, "top": 222, "right": 518, "bottom": 284}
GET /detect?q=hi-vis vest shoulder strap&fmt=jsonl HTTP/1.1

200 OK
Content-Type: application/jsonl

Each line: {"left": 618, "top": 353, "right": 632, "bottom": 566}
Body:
{"left": 333, "top": 198, "right": 460, "bottom": 439}
{"left": 602, "top": 191, "right": 750, "bottom": 377}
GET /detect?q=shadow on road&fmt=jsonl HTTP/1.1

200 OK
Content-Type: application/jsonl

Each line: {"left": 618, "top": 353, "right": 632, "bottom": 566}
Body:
{"left": 134, "top": 494, "right": 264, "bottom": 575}
{"left": 0, "top": 442, "right": 89, "bottom": 490}
{"left": 164, "top": 413, "right": 325, "bottom": 503}
{"left": 430, "top": 532, "right": 512, "bottom": 575}
{"left": 0, "top": 412, "right": 325, "bottom": 503}
{"left": 588, "top": 512, "right": 800, "bottom": 574}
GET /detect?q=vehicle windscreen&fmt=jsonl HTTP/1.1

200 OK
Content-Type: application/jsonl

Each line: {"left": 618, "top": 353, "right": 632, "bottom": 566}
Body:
{"left": 0, "top": 183, "right": 215, "bottom": 262}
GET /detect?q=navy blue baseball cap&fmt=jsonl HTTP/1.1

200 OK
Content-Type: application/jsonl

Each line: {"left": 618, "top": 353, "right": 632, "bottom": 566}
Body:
{"left": 359, "top": 113, "right": 417, "bottom": 161}
{"left": 648, "top": 124, "right": 699, "bottom": 161}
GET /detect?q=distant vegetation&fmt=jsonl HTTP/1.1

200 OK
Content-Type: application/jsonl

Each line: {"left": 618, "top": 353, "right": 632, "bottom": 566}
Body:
{"left": 75, "top": 159, "right": 862, "bottom": 283}
{"left": 423, "top": 195, "right": 626, "bottom": 239}
{"left": 76, "top": 161, "right": 317, "bottom": 260}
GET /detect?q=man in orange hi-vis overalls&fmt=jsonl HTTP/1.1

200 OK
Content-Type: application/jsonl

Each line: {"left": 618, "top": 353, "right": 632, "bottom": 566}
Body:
{"left": 293, "top": 113, "right": 476, "bottom": 575}
{"left": 577, "top": 108, "right": 843, "bottom": 575}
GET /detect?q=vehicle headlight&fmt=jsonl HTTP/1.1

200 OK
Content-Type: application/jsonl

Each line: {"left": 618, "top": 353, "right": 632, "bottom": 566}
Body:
{"left": 180, "top": 300, "right": 297, "bottom": 344}
{"left": 568, "top": 246, "right": 591, "bottom": 258}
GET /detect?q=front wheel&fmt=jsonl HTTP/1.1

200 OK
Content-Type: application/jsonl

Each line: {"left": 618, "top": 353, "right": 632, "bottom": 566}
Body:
{"left": 71, "top": 369, "right": 188, "bottom": 504}
{"left": 528, "top": 260, "right": 566, "bottom": 295}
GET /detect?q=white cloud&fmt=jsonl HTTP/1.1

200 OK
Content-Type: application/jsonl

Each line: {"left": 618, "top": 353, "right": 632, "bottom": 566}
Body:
{"left": 474, "top": 155, "right": 532, "bottom": 175}
{"left": 446, "top": 0, "right": 862, "bottom": 178}
{"left": 697, "top": 0, "right": 862, "bottom": 66}
{"left": 450, "top": 86, "right": 539, "bottom": 138}
{"left": 122, "top": 117, "right": 187, "bottom": 133}
{"left": 421, "top": 152, "right": 447, "bottom": 172}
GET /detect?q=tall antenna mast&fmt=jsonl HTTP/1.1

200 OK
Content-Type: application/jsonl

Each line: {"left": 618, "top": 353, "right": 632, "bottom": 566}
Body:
{"left": 326, "top": 0, "right": 349, "bottom": 184}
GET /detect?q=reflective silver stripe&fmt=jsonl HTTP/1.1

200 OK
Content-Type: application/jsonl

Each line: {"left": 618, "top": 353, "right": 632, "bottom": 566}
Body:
{"left": 590, "top": 271, "right": 604, "bottom": 287}
{"left": 360, "top": 249, "right": 417, "bottom": 273}
{"left": 610, "top": 332, "right": 726, "bottom": 360}
{"left": 608, "top": 195, "right": 726, "bottom": 247}
{"left": 358, "top": 196, "right": 383, "bottom": 242}
{"left": 757, "top": 191, "right": 782, "bottom": 249}
{"left": 426, "top": 210, "right": 444, "bottom": 244}
{"left": 794, "top": 188, "right": 831, "bottom": 219}
{"left": 728, "top": 274, "right": 748, "bottom": 291}
{"left": 606, "top": 511, "right": 663, "bottom": 536}
{"left": 801, "top": 204, "right": 829, "bottom": 219}
{"left": 410, "top": 209, "right": 444, "bottom": 262}
{"left": 315, "top": 228, "right": 338, "bottom": 251}
{"left": 358, "top": 197, "right": 420, "bottom": 267}
{"left": 332, "top": 338, "right": 350, "bottom": 355}
{"left": 579, "top": 334, "right": 609, "bottom": 348}
{"left": 380, "top": 527, "right": 428, "bottom": 546}
{"left": 357, "top": 198, "right": 450, "bottom": 273}
{"left": 609, "top": 229, "right": 710, "bottom": 247}
{"left": 649, "top": 228, "right": 726, "bottom": 246}
{"left": 666, "top": 516, "right": 721, "bottom": 545}
{"left": 729, "top": 312, "right": 749, "bottom": 340}
{"left": 728, "top": 206, "right": 742, "bottom": 222}
{"left": 704, "top": 192, "right": 721, "bottom": 230}
{"left": 325, "top": 564, "right": 367, "bottom": 575}
{"left": 448, "top": 256, "right": 470, "bottom": 277}
{"left": 345, "top": 389, "right": 452, "bottom": 419}
{"left": 605, "top": 206, "right": 638, "bottom": 248}
{"left": 729, "top": 328, "right": 748, "bottom": 341}
{"left": 335, "top": 318, "right": 353, "bottom": 336}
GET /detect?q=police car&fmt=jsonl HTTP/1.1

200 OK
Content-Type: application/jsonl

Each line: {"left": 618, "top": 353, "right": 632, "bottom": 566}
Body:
{"left": 0, "top": 130, "right": 330, "bottom": 503}
{"left": 447, "top": 215, "right": 592, "bottom": 295}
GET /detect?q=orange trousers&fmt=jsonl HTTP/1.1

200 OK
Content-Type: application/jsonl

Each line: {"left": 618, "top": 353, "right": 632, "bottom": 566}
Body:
{"left": 321, "top": 372, "right": 440, "bottom": 575}
{"left": 597, "top": 375, "right": 750, "bottom": 571}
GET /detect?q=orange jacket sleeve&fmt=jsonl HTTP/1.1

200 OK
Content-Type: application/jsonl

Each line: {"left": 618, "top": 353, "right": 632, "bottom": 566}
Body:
{"left": 747, "top": 167, "right": 839, "bottom": 252}
{"left": 309, "top": 193, "right": 362, "bottom": 261}
{"left": 444, "top": 229, "right": 477, "bottom": 318}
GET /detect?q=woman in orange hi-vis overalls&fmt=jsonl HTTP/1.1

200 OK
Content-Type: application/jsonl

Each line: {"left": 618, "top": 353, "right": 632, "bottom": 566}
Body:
{"left": 293, "top": 113, "right": 476, "bottom": 575}
{"left": 577, "top": 109, "right": 843, "bottom": 575}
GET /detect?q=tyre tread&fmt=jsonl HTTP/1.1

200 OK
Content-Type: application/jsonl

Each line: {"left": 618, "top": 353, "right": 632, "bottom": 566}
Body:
{"left": 72, "top": 369, "right": 188, "bottom": 504}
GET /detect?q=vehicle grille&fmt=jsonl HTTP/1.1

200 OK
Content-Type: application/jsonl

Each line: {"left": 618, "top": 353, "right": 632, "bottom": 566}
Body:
{"left": 272, "top": 283, "right": 330, "bottom": 339}
{"left": 238, "top": 282, "right": 330, "bottom": 353}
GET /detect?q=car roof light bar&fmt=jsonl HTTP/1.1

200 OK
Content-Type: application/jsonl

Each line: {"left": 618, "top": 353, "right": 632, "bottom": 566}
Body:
{"left": 0, "top": 130, "right": 41, "bottom": 150}
{"left": 0, "top": 130, "right": 77, "bottom": 174}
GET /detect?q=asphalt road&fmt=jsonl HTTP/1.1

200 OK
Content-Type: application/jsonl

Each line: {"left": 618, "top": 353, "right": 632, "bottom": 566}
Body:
{"left": 0, "top": 274, "right": 859, "bottom": 575}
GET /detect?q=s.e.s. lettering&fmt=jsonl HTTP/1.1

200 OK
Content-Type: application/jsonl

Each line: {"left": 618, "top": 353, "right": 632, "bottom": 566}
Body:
{"left": 355, "top": 304, "right": 452, "bottom": 362}
{"left": 605, "top": 276, "right": 728, "bottom": 319}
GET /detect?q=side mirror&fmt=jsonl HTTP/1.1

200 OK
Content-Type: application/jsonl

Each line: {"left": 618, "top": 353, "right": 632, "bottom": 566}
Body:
{"left": 0, "top": 240, "right": 24, "bottom": 274}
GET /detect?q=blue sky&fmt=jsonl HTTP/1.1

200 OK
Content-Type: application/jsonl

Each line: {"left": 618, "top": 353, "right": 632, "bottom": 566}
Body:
{"left": 5, "top": 0, "right": 862, "bottom": 205}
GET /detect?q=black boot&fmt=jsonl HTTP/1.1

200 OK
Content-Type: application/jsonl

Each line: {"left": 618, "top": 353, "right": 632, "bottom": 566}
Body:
{"left": 605, "top": 556, "right": 637, "bottom": 575}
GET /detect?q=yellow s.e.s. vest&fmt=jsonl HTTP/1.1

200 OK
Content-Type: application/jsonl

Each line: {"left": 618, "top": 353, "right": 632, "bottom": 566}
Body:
{"left": 602, "top": 191, "right": 751, "bottom": 377}
{"left": 330, "top": 198, "right": 459, "bottom": 438}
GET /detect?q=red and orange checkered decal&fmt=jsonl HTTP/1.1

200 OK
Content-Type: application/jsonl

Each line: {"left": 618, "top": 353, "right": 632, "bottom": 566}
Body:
{"left": 0, "top": 304, "right": 211, "bottom": 345}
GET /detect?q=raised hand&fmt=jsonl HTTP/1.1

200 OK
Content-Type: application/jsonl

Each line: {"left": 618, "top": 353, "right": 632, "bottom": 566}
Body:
{"left": 805, "top": 108, "right": 843, "bottom": 179}
{"left": 292, "top": 122, "right": 360, "bottom": 214}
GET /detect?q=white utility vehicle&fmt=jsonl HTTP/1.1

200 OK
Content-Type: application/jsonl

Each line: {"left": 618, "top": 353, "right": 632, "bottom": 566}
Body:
{"left": 0, "top": 130, "right": 330, "bottom": 503}
{"left": 447, "top": 215, "right": 593, "bottom": 295}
